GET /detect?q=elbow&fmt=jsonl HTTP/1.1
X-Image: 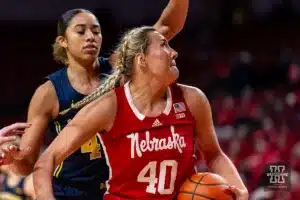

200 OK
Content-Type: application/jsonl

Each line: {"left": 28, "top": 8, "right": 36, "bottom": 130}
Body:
{"left": 33, "top": 153, "right": 54, "bottom": 183}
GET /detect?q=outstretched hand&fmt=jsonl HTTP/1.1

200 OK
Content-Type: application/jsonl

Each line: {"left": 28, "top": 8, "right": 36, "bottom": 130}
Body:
{"left": 0, "top": 123, "right": 31, "bottom": 165}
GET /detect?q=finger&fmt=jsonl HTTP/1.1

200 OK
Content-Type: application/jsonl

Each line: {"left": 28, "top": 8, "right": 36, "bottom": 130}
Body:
{"left": 11, "top": 130, "right": 25, "bottom": 135}
{"left": 13, "top": 147, "right": 31, "bottom": 160}
{"left": 0, "top": 136, "right": 17, "bottom": 145}
{"left": 0, "top": 152, "right": 5, "bottom": 160}
{"left": 0, "top": 123, "right": 31, "bottom": 136}
{"left": 228, "top": 185, "right": 243, "bottom": 200}
{"left": 225, "top": 186, "right": 236, "bottom": 200}
{"left": 8, "top": 145, "right": 19, "bottom": 152}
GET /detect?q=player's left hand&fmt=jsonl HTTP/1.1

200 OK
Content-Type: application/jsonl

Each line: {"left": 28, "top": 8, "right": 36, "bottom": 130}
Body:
{"left": 229, "top": 185, "right": 249, "bottom": 200}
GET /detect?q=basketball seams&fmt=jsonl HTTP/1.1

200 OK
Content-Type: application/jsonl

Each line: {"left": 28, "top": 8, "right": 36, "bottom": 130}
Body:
{"left": 191, "top": 172, "right": 208, "bottom": 200}
{"left": 179, "top": 191, "right": 216, "bottom": 200}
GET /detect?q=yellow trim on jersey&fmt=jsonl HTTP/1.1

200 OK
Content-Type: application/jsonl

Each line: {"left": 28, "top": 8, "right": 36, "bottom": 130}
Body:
{"left": 55, "top": 162, "right": 64, "bottom": 178}
{"left": 53, "top": 121, "right": 64, "bottom": 178}
{"left": 0, "top": 192, "right": 22, "bottom": 200}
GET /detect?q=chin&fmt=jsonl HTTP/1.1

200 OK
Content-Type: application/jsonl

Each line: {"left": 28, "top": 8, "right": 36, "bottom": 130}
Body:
{"left": 167, "top": 72, "right": 179, "bottom": 85}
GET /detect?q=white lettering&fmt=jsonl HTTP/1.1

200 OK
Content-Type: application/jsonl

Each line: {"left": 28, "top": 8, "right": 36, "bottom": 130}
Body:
{"left": 127, "top": 126, "right": 186, "bottom": 159}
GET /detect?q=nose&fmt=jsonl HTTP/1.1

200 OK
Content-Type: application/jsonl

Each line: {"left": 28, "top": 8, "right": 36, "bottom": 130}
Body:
{"left": 171, "top": 48, "right": 178, "bottom": 59}
{"left": 86, "top": 29, "right": 95, "bottom": 41}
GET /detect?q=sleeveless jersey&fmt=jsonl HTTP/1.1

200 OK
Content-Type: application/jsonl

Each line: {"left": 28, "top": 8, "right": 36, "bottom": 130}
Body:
{"left": 100, "top": 82, "right": 196, "bottom": 200}
{"left": 46, "top": 57, "right": 112, "bottom": 199}
{"left": 0, "top": 173, "right": 29, "bottom": 200}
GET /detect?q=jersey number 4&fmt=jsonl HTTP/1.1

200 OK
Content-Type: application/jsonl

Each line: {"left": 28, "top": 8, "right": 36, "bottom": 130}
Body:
{"left": 137, "top": 160, "right": 178, "bottom": 195}
{"left": 81, "top": 134, "right": 101, "bottom": 160}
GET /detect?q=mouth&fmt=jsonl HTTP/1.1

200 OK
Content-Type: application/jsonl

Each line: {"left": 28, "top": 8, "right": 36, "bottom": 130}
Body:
{"left": 83, "top": 44, "right": 98, "bottom": 50}
{"left": 171, "top": 60, "right": 177, "bottom": 67}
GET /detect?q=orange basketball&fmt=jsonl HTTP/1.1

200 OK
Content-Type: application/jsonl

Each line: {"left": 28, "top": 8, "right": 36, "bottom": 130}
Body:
{"left": 177, "top": 172, "right": 235, "bottom": 200}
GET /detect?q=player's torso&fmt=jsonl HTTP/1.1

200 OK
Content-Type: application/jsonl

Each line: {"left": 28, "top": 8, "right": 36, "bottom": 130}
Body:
{"left": 46, "top": 57, "right": 111, "bottom": 198}
{"left": 100, "top": 83, "right": 196, "bottom": 200}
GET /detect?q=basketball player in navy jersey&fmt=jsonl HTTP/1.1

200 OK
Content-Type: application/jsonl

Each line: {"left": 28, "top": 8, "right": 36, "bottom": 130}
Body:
{"left": 1, "top": 1, "right": 189, "bottom": 199}
{"left": 33, "top": 27, "right": 249, "bottom": 200}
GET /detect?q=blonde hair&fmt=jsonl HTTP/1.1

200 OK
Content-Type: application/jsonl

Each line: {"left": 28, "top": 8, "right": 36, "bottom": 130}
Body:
{"left": 59, "top": 26, "right": 156, "bottom": 115}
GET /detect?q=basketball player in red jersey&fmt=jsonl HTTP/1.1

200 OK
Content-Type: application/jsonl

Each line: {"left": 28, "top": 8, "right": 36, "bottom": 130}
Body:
{"left": 0, "top": 123, "right": 31, "bottom": 165}
{"left": 33, "top": 27, "right": 249, "bottom": 200}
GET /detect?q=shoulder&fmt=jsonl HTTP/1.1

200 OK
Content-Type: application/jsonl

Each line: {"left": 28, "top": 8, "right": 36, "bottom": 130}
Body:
{"left": 177, "top": 84, "right": 208, "bottom": 105}
{"left": 74, "top": 89, "right": 118, "bottom": 131}
{"left": 176, "top": 84, "right": 211, "bottom": 117}
{"left": 33, "top": 81, "right": 57, "bottom": 101}
{"left": 29, "top": 81, "right": 59, "bottom": 117}
{"left": 83, "top": 89, "right": 117, "bottom": 112}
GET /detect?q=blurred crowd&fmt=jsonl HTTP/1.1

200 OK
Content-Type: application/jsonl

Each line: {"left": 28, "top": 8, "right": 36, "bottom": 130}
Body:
{"left": 192, "top": 49, "right": 300, "bottom": 199}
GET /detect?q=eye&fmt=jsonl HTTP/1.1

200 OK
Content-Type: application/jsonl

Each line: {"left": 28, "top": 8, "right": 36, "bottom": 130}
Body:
{"left": 161, "top": 41, "right": 167, "bottom": 47}
{"left": 77, "top": 30, "right": 85, "bottom": 35}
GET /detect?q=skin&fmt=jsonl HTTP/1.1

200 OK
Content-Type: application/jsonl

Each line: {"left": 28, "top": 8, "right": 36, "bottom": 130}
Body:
{"left": 2, "top": 0, "right": 189, "bottom": 176}
{"left": 0, "top": 123, "right": 31, "bottom": 165}
{"left": 33, "top": 31, "right": 248, "bottom": 200}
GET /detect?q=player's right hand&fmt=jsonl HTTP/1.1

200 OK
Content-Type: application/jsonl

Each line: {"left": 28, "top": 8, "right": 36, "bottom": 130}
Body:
{"left": 0, "top": 123, "right": 31, "bottom": 165}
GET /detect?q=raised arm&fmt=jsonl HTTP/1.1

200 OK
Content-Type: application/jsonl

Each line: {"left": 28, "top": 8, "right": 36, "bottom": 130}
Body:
{"left": 153, "top": 0, "right": 189, "bottom": 41}
{"left": 109, "top": 0, "right": 189, "bottom": 67}
{"left": 180, "top": 85, "right": 249, "bottom": 200}
{"left": 6, "top": 81, "right": 57, "bottom": 176}
{"left": 33, "top": 91, "right": 117, "bottom": 200}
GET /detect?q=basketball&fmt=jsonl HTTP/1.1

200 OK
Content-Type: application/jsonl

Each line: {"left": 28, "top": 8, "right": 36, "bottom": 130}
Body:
{"left": 177, "top": 172, "right": 235, "bottom": 200}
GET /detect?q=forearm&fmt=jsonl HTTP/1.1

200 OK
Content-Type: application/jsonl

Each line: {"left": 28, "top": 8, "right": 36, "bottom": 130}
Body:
{"left": 208, "top": 151, "right": 248, "bottom": 193}
{"left": 33, "top": 153, "right": 56, "bottom": 200}
{"left": 9, "top": 157, "right": 35, "bottom": 176}
{"left": 154, "top": 0, "right": 189, "bottom": 40}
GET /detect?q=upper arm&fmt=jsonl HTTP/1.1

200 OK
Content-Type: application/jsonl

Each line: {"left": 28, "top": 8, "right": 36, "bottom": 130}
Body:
{"left": 180, "top": 85, "right": 222, "bottom": 165}
{"left": 43, "top": 91, "right": 117, "bottom": 167}
{"left": 20, "top": 81, "right": 58, "bottom": 162}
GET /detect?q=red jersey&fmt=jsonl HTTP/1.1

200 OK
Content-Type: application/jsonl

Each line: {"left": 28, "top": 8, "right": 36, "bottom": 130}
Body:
{"left": 100, "top": 82, "right": 196, "bottom": 200}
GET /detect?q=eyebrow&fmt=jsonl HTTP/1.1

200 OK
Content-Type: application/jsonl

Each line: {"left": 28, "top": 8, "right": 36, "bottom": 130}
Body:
{"left": 74, "top": 24, "right": 100, "bottom": 29}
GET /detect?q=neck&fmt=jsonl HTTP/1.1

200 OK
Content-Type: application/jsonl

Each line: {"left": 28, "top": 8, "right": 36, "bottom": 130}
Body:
{"left": 129, "top": 79, "right": 169, "bottom": 113}
{"left": 67, "top": 58, "right": 100, "bottom": 85}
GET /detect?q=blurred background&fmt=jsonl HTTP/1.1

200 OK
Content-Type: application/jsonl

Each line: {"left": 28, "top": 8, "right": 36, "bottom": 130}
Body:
{"left": 1, "top": 0, "right": 300, "bottom": 199}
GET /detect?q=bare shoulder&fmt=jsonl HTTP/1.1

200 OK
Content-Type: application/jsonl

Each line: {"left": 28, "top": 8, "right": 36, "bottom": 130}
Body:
{"left": 75, "top": 90, "right": 117, "bottom": 131}
{"left": 29, "top": 80, "right": 59, "bottom": 118}
{"left": 177, "top": 84, "right": 208, "bottom": 106}
{"left": 176, "top": 83, "right": 211, "bottom": 119}
{"left": 81, "top": 89, "right": 117, "bottom": 114}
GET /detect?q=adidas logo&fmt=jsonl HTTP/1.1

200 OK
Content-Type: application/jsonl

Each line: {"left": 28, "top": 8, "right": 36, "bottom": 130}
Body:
{"left": 152, "top": 119, "right": 162, "bottom": 127}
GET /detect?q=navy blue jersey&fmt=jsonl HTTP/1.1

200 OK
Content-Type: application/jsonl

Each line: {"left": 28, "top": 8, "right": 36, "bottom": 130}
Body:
{"left": 0, "top": 173, "right": 29, "bottom": 200}
{"left": 46, "top": 57, "right": 112, "bottom": 200}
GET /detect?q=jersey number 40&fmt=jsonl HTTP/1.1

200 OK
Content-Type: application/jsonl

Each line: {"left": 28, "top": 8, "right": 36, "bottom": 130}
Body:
{"left": 138, "top": 160, "right": 178, "bottom": 195}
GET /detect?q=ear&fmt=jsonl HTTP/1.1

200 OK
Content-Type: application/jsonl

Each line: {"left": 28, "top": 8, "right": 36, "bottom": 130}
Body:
{"left": 56, "top": 36, "right": 67, "bottom": 48}
{"left": 136, "top": 53, "right": 147, "bottom": 68}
